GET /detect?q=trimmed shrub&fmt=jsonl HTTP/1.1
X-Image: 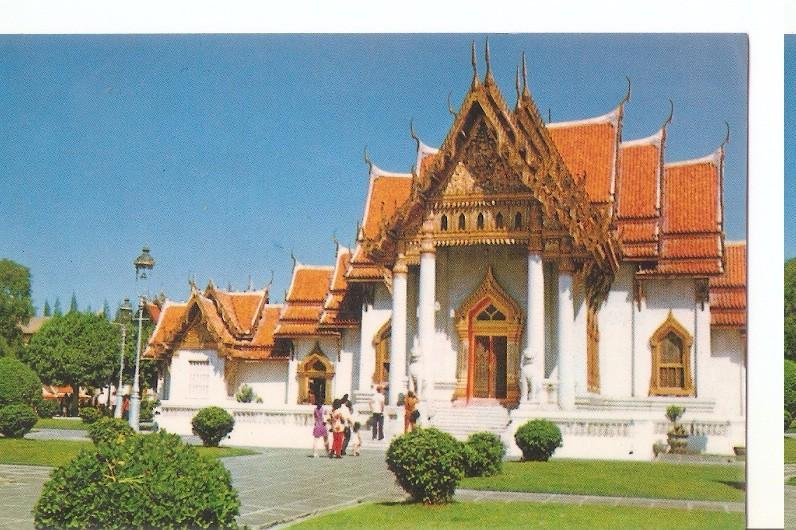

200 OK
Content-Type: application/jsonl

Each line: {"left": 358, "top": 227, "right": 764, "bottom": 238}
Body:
{"left": 139, "top": 397, "right": 160, "bottom": 422}
{"left": 235, "top": 384, "right": 255, "bottom": 403}
{"left": 385, "top": 427, "right": 465, "bottom": 504}
{"left": 35, "top": 399, "right": 60, "bottom": 419}
{"left": 787, "top": 360, "right": 796, "bottom": 415}
{"left": 0, "top": 357, "right": 42, "bottom": 407}
{"left": 88, "top": 417, "right": 135, "bottom": 446}
{"left": 192, "top": 406, "right": 235, "bottom": 447}
{"left": 462, "top": 431, "right": 505, "bottom": 477}
{"left": 0, "top": 404, "right": 38, "bottom": 438}
{"left": 79, "top": 406, "right": 100, "bottom": 424}
{"left": 34, "top": 431, "right": 240, "bottom": 529}
{"left": 514, "top": 419, "right": 562, "bottom": 462}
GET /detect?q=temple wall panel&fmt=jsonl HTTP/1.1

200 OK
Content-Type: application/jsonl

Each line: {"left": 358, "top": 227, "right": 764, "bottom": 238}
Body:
{"left": 598, "top": 265, "right": 634, "bottom": 397}
{"left": 168, "top": 349, "right": 228, "bottom": 403}
{"left": 707, "top": 329, "right": 745, "bottom": 418}
{"left": 356, "top": 284, "right": 392, "bottom": 395}
{"left": 337, "top": 329, "right": 358, "bottom": 400}
{"left": 236, "top": 362, "right": 289, "bottom": 405}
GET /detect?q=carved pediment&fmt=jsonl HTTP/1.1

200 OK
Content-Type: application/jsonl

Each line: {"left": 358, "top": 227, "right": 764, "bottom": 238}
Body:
{"left": 439, "top": 120, "right": 530, "bottom": 197}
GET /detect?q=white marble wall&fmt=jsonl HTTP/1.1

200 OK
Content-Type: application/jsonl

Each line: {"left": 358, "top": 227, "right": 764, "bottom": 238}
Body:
{"left": 235, "top": 362, "right": 289, "bottom": 405}
{"left": 167, "top": 349, "right": 227, "bottom": 403}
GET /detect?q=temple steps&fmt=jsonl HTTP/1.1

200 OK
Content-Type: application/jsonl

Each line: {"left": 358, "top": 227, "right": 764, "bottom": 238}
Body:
{"left": 429, "top": 405, "right": 510, "bottom": 440}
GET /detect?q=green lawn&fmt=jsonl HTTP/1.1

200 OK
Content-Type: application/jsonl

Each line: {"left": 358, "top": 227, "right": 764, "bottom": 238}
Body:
{"left": 34, "top": 418, "right": 89, "bottom": 430}
{"left": 0, "top": 438, "right": 256, "bottom": 467}
{"left": 785, "top": 437, "right": 796, "bottom": 464}
{"left": 460, "top": 460, "right": 745, "bottom": 502}
{"left": 289, "top": 501, "right": 744, "bottom": 529}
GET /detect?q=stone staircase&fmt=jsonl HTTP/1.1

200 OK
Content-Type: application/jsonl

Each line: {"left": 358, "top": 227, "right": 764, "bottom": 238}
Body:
{"left": 429, "top": 404, "right": 511, "bottom": 440}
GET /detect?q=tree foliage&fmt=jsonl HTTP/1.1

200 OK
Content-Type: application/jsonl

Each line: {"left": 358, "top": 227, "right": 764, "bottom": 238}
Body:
{"left": 53, "top": 298, "right": 62, "bottom": 316}
{"left": 43, "top": 300, "right": 51, "bottom": 317}
{"left": 0, "top": 357, "right": 41, "bottom": 407}
{"left": 69, "top": 292, "right": 78, "bottom": 313}
{"left": 786, "top": 259, "right": 796, "bottom": 361}
{"left": 23, "top": 312, "right": 120, "bottom": 404}
{"left": 0, "top": 259, "right": 34, "bottom": 356}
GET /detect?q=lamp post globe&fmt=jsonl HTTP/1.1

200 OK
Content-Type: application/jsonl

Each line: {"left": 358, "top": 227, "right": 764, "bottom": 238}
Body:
{"left": 113, "top": 298, "right": 133, "bottom": 419}
{"left": 129, "top": 246, "right": 155, "bottom": 431}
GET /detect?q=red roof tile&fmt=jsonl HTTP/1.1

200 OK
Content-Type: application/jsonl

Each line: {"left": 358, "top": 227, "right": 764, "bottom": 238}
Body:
{"left": 709, "top": 242, "right": 746, "bottom": 328}
{"left": 362, "top": 173, "right": 413, "bottom": 240}
{"left": 275, "top": 265, "right": 336, "bottom": 337}
{"left": 548, "top": 111, "right": 620, "bottom": 204}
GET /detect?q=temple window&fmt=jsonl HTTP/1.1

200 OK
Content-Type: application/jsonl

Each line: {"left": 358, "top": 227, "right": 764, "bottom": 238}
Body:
{"left": 441, "top": 215, "right": 448, "bottom": 231}
{"left": 297, "top": 343, "right": 335, "bottom": 405}
{"left": 188, "top": 359, "right": 210, "bottom": 398}
{"left": 477, "top": 212, "right": 485, "bottom": 229}
{"left": 514, "top": 212, "right": 523, "bottom": 229}
{"left": 458, "top": 213, "right": 466, "bottom": 230}
{"left": 372, "top": 320, "right": 391, "bottom": 385}
{"left": 476, "top": 303, "right": 506, "bottom": 321}
{"left": 495, "top": 212, "right": 504, "bottom": 229}
{"left": 649, "top": 313, "right": 694, "bottom": 396}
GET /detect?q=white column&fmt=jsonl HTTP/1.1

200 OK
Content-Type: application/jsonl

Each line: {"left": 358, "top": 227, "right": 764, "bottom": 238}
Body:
{"left": 417, "top": 218, "right": 436, "bottom": 399}
{"left": 522, "top": 251, "right": 545, "bottom": 402}
{"left": 389, "top": 256, "right": 408, "bottom": 406}
{"left": 286, "top": 356, "right": 298, "bottom": 405}
{"left": 557, "top": 264, "right": 575, "bottom": 410}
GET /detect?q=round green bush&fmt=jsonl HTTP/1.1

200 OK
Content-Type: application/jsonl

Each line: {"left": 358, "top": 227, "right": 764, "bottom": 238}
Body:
{"left": 514, "top": 419, "right": 562, "bottom": 461}
{"left": 192, "top": 406, "right": 235, "bottom": 447}
{"left": 35, "top": 399, "right": 60, "bottom": 419}
{"left": 0, "top": 357, "right": 42, "bottom": 407}
{"left": 88, "top": 417, "right": 135, "bottom": 446}
{"left": 34, "top": 431, "right": 240, "bottom": 529}
{"left": 79, "top": 406, "right": 100, "bottom": 424}
{"left": 462, "top": 431, "right": 506, "bottom": 477}
{"left": 385, "top": 427, "right": 465, "bottom": 504}
{"left": 0, "top": 404, "right": 38, "bottom": 438}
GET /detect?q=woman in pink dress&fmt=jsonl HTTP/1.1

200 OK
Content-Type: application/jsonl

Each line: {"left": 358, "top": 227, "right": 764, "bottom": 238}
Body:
{"left": 312, "top": 403, "right": 328, "bottom": 458}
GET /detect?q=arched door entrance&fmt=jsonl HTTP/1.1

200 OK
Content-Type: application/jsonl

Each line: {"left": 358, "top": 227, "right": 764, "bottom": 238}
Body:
{"left": 297, "top": 343, "right": 335, "bottom": 405}
{"left": 454, "top": 267, "right": 523, "bottom": 403}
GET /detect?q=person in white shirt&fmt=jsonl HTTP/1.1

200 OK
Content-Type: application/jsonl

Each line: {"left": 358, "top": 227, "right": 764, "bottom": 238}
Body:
{"left": 369, "top": 386, "right": 385, "bottom": 440}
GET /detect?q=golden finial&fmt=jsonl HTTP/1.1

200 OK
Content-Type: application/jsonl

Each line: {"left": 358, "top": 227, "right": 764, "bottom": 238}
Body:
{"left": 521, "top": 51, "right": 529, "bottom": 97}
{"left": 484, "top": 37, "right": 493, "bottom": 83}
{"left": 515, "top": 65, "right": 521, "bottom": 105}
{"left": 470, "top": 40, "right": 479, "bottom": 87}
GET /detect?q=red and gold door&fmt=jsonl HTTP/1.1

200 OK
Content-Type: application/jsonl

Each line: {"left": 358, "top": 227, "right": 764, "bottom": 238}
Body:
{"left": 472, "top": 335, "right": 508, "bottom": 399}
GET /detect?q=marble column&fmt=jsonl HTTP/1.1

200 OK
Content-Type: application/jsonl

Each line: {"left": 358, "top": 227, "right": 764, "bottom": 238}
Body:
{"left": 389, "top": 255, "right": 408, "bottom": 406}
{"left": 522, "top": 250, "right": 545, "bottom": 402}
{"left": 416, "top": 218, "right": 436, "bottom": 399}
{"left": 286, "top": 356, "right": 299, "bottom": 405}
{"left": 557, "top": 262, "right": 576, "bottom": 410}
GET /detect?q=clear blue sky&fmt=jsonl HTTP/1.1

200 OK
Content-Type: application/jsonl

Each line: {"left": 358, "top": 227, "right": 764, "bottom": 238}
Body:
{"left": 0, "top": 34, "right": 747, "bottom": 313}
{"left": 786, "top": 35, "right": 796, "bottom": 259}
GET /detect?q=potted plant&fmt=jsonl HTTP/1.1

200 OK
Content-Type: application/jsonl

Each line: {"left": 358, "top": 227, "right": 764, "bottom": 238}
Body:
{"left": 665, "top": 405, "right": 688, "bottom": 454}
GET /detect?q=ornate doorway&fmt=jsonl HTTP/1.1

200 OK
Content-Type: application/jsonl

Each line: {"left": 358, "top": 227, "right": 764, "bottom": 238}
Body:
{"left": 297, "top": 343, "right": 335, "bottom": 405}
{"left": 454, "top": 267, "right": 523, "bottom": 403}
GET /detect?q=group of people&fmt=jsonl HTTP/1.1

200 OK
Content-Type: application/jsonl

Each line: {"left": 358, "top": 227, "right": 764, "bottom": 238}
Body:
{"left": 310, "top": 386, "right": 421, "bottom": 458}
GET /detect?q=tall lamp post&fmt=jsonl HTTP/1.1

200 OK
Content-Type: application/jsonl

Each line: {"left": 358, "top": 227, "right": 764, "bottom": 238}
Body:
{"left": 129, "top": 247, "right": 155, "bottom": 431}
{"left": 113, "top": 298, "right": 133, "bottom": 419}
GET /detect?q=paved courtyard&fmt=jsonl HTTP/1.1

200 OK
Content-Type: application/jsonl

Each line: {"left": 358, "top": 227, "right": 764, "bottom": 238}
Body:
{"left": 0, "top": 448, "right": 404, "bottom": 529}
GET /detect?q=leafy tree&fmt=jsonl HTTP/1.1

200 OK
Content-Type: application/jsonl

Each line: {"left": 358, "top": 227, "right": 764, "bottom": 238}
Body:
{"left": 43, "top": 300, "right": 51, "bottom": 317}
{"left": 53, "top": 297, "right": 62, "bottom": 316}
{"left": 787, "top": 259, "right": 796, "bottom": 361}
{"left": 0, "top": 259, "right": 34, "bottom": 356}
{"left": 69, "top": 292, "right": 78, "bottom": 313}
{"left": 23, "top": 312, "right": 120, "bottom": 413}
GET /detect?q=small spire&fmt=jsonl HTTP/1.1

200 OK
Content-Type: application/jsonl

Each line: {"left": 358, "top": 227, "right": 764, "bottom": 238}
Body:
{"left": 409, "top": 119, "right": 420, "bottom": 151}
{"left": 363, "top": 145, "right": 373, "bottom": 175}
{"left": 470, "top": 40, "right": 479, "bottom": 87}
{"left": 514, "top": 65, "right": 521, "bottom": 106}
{"left": 620, "top": 76, "right": 631, "bottom": 106}
{"left": 521, "top": 51, "right": 529, "bottom": 97}
{"left": 447, "top": 92, "right": 457, "bottom": 118}
{"left": 484, "top": 37, "right": 493, "bottom": 83}
{"left": 247, "top": 274, "right": 253, "bottom": 292}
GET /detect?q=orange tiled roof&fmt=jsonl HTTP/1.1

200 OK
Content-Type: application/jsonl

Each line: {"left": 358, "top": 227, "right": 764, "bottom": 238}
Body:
{"left": 320, "top": 247, "right": 360, "bottom": 328}
{"left": 144, "top": 287, "right": 287, "bottom": 361}
{"left": 548, "top": 109, "right": 620, "bottom": 205}
{"left": 362, "top": 171, "right": 413, "bottom": 240}
{"left": 709, "top": 242, "right": 746, "bottom": 328}
{"left": 275, "top": 265, "right": 337, "bottom": 337}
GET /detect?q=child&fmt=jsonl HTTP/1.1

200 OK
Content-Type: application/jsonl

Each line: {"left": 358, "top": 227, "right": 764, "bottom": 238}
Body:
{"left": 351, "top": 421, "right": 362, "bottom": 456}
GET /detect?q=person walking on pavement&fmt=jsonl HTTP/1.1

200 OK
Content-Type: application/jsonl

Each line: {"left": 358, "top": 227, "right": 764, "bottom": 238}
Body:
{"left": 341, "top": 397, "right": 354, "bottom": 455}
{"left": 369, "top": 385, "right": 385, "bottom": 440}
{"left": 330, "top": 399, "right": 345, "bottom": 458}
{"left": 311, "top": 402, "right": 329, "bottom": 458}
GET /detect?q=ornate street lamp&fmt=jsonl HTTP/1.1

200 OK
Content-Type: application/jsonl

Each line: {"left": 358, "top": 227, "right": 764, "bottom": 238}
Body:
{"left": 129, "top": 247, "right": 155, "bottom": 431}
{"left": 113, "top": 298, "right": 133, "bottom": 419}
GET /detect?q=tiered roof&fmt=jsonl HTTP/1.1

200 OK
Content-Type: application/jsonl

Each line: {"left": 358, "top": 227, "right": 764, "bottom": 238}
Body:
{"left": 320, "top": 246, "right": 360, "bottom": 329}
{"left": 274, "top": 265, "right": 336, "bottom": 337}
{"left": 144, "top": 285, "right": 285, "bottom": 361}
{"left": 709, "top": 242, "right": 746, "bottom": 329}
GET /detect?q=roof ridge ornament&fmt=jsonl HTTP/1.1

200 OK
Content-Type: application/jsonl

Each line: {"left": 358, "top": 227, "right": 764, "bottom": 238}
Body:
{"left": 619, "top": 76, "right": 631, "bottom": 107}
{"left": 721, "top": 120, "right": 730, "bottom": 149}
{"left": 514, "top": 65, "right": 521, "bottom": 107}
{"left": 363, "top": 145, "right": 373, "bottom": 175}
{"left": 447, "top": 92, "right": 457, "bottom": 118}
{"left": 662, "top": 99, "right": 674, "bottom": 129}
{"left": 409, "top": 119, "right": 420, "bottom": 152}
{"left": 484, "top": 36, "right": 494, "bottom": 84}
{"left": 521, "top": 51, "right": 529, "bottom": 98}
{"left": 470, "top": 40, "right": 479, "bottom": 88}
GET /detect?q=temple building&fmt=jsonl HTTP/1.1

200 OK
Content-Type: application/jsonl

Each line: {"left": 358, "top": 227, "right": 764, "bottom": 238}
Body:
{"left": 144, "top": 47, "right": 746, "bottom": 459}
